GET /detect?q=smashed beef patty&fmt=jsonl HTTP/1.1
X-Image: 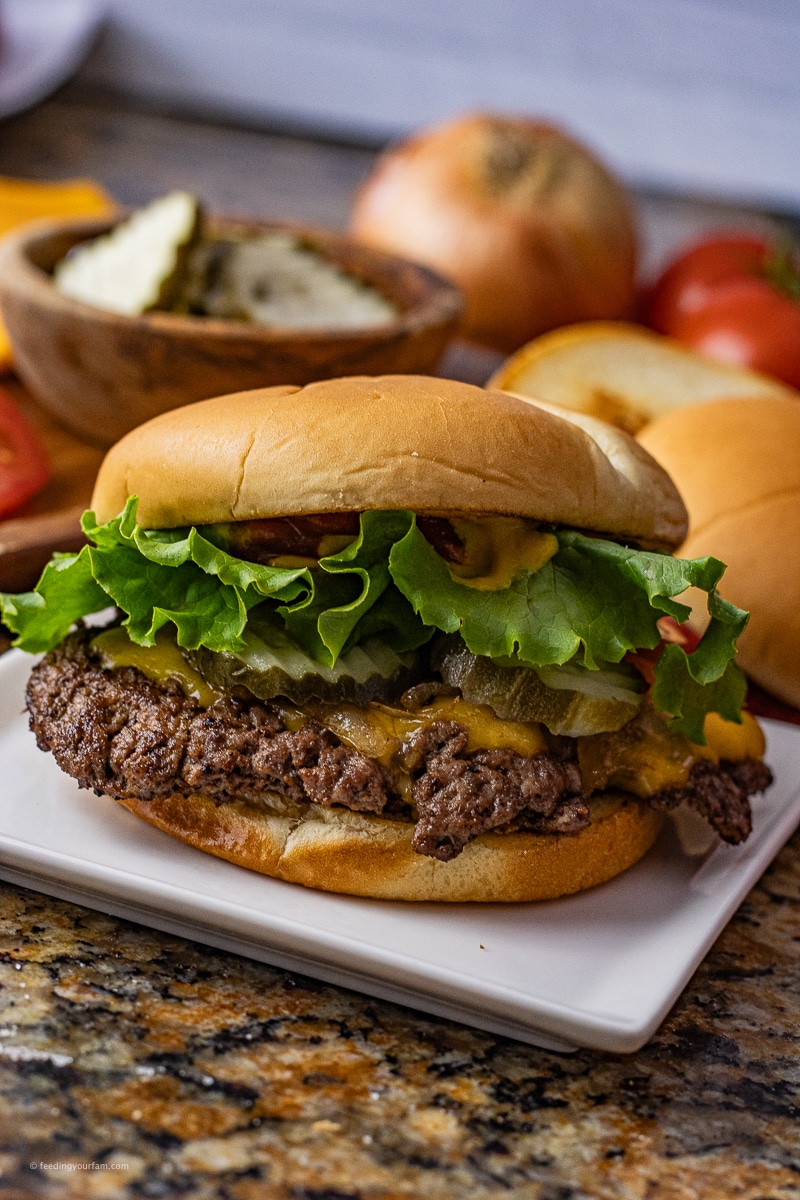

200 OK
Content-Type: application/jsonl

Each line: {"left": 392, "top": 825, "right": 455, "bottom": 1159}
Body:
{"left": 27, "top": 632, "right": 769, "bottom": 861}
{"left": 26, "top": 633, "right": 588, "bottom": 860}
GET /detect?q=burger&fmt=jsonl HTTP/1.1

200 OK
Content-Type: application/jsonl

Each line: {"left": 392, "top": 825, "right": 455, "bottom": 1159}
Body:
{"left": 0, "top": 376, "right": 771, "bottom": 901}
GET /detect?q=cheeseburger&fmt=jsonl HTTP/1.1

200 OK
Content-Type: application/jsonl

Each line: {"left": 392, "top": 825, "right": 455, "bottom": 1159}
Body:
{"left": 0, "top": 377, "right": 771, "bottom": 901}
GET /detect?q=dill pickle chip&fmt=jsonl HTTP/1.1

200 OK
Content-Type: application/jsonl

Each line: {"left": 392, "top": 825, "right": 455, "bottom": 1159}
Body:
{"left": 186, "top": 232, "right": 397, "bottom": 328}
{"left": 55, "top": 191, "right": 200, "bottom": 315}
{"left": 435, "top": 637, "right": 643, "bottom": 737}
{"left": 191, "top": 616, "right": 418, "bottom": 705}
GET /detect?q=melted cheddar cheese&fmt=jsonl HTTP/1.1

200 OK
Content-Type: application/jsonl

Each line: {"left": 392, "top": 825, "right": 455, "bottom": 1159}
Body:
{"left": 702, "top": 710, "right": 765, "bottom": 762}
{"left": 578, "top": 707, "right": 765, "bottom": 799}
{"left": 300, "top": 697, "right": 548, "bottom": 765}
{"left": 91, "top": 627, "right": 222, "bottom": 707}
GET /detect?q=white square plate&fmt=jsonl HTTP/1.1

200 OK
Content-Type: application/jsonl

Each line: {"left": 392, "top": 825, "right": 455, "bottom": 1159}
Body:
{"left": 1, "top": 648, "right": 798, "bottom": 1053}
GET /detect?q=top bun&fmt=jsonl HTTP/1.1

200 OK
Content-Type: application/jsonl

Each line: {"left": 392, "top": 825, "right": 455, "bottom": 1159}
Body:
{"left": 638, "top": 396, "right": 800, "bottom": 708}
{"left": 92, "top": 375, "right": 687, "bottom": 549}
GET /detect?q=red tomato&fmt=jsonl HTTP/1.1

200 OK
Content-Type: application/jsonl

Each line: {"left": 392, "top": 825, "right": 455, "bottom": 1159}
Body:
{"left": 656, "top": 615, "right": 701, "bottom": 652}
{"left": 647, "top": 232, "right": 800, "bottom": 388}
{"left": 0, "top": 387, "right": 50, "bottom": 519}
{"left": 626, "top": 618, "right": 701, "bottom": 687}
{"left": 671, "top": 278, "right": 800, "bottom": 389}
{"left": 647, "top": 235, "right": 768, "bottom": 333}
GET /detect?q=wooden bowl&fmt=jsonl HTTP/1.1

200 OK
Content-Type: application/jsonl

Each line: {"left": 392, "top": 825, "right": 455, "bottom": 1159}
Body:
{"left": 0, "top": 215, "right": 462, "bottom": 446}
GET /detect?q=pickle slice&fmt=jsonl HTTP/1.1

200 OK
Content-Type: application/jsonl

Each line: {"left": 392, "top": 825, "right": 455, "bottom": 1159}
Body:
{"left": 183, "top": 233, "right": 397, "bottom": 328}
{"left": 55, "top": 191, "right": 200, "bottom": 315}
{"left": 434, "top": 638, "right": 642, "bottom": 737}
{"left": 191, "top": 616, "right": 418, "bottom": 705}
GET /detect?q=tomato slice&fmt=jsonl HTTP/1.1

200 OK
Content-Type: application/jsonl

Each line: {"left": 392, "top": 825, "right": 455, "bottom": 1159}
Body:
{"left": 672, "top": 278, "right": 800, "bottom": 389}
{"left": 647, "top": 235, "right": 768, "bottom": 334}
{"left": 0, "top": 387, "right": 50, "bottom": 519}
{"left": 626, "top": 617, "right": 701, "bottom": 687}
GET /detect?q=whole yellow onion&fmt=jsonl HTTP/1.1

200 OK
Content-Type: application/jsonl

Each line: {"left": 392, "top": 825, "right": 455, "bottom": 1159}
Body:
{"left": 351, "top": 113, "right": 638, "bottom": 354}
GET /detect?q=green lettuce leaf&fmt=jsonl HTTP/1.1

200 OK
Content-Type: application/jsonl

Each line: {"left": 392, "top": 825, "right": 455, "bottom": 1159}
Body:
{"left": 279, "top": 510, "right": 417, "bottom": 666}
{"left": 0, "top": 549, "right": 109, "bottom": 654}
{"left": 0, "top": 502, "right": 425, "bottom": 663}
{"left": 2, "top": 497, "right": 313, "bottom": 654}
{"left": 344, "top": 583, "right": 433, "bottom": 656}
{"left": 85, "top": 499, "right": 313, "bottom": 651}
{"left": 651, "top": 590, "right": 750, "bottom": 741}
{"left": 388, "top": 522, "right": 748, "bottom": 740}
{"left": 0, "top": 500, "right": 748, "bottom": 740}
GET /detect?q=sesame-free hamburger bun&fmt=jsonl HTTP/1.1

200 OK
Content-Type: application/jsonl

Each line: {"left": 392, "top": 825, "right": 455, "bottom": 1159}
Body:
{"left": 92, "top": 375, "right": 686, "bottom": 549}
{"left": 638, "top": 395, "right": 800, "bottom": 709}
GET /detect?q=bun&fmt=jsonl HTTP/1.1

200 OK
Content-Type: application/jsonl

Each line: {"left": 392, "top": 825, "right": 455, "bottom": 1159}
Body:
{"left": 638, "top": 396, "right": 800, "bottom": 708}
{"left": 91, "top": 375, "right": 687, "bottom": 549}
{"left": 487, "top": 321, "right": 793, "bottom": 436}
{"left": 116, "top": 791, "right": 663, "bottom": 902}
{"left": 350, "top": 113, "right": 636, "bottom": 353}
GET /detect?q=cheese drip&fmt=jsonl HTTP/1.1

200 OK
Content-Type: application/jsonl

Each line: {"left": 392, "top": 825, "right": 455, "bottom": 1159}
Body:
{"left": 578, "top": 708, "right": 765, "bottom": 798}
{"left": 92, "top": 627, "right": 222, "bottom": 707}
{"left": 300, "top": 697, "right": 548, "bottom": 765}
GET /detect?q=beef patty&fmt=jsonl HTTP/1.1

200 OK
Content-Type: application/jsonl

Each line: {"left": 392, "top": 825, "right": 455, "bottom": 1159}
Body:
{"left": 26, "top": 632, "right": 771, "bottom": 861}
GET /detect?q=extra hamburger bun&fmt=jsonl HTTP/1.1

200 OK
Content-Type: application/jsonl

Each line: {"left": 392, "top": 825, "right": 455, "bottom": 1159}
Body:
{"left": 117, "top": 791, "right": 663, "bottom": 902}
{"left": 350, "top": 113, "right": 637, "bottom": 353}
{"left": 92, "top": 374, "right": 687, "bottom": 550}
{"left": 638, "top": 396, "right": 800, "bottom": 709}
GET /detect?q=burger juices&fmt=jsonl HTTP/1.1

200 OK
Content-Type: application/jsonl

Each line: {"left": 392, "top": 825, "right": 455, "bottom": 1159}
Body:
{"left": 0, "top": 377, "right": 770, "bottom": 901}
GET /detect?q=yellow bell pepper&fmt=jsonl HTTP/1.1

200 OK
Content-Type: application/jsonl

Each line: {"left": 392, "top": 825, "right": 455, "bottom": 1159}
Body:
{"left": 0, "top": 176, "right": 116, "bottom": 368}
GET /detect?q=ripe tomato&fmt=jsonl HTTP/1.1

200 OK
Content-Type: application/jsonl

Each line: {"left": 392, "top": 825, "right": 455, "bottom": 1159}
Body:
{"left": 626, "top": 617, "right": 701, "bottom": 687}
{"left": 647, "top": 233, "right": 800, "bottom": 388}
{"left": 648, "top": 235, "right": 768, "bottom": 332}
{"left": 671, "top": 278, "right": 800, "bottom": 389}
{"left": 0, "top": 387, "right": 50, "bottom": 519}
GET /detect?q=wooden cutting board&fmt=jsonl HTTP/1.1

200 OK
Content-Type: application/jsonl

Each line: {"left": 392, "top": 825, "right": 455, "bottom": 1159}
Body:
{"left": 0, "top": 375, "right": 105, "bottom": 593}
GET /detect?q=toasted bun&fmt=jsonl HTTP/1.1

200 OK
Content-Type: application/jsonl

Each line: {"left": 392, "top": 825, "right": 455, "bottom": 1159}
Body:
{"left": 91, "top": 374, "right": 687, "bottom": 549}
{"left": 115, "top": 790, "right": 663, "bottom": 902}
{"left": 350, "top": 113, "right": 636, "bottom": 353}
{"left": 638, "top": 396, "right": 800, "bottom": 708}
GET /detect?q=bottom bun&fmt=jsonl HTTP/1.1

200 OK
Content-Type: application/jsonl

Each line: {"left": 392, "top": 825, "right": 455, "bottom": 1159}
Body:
{"left": 115, "top": 791, "right": 664, "bottom": 902}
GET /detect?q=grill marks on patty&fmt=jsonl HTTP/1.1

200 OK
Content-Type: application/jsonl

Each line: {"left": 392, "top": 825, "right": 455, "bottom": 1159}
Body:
{"left": 26, "top": 633, "right": 769, "bottom": 861}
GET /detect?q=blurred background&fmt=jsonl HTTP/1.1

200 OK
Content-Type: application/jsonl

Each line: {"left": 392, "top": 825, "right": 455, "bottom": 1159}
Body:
{"left": 5, "top": 0, "right": 797, "bottom": 208}
{"left": 80, "top": 0, "right": 799, "bottom": 210}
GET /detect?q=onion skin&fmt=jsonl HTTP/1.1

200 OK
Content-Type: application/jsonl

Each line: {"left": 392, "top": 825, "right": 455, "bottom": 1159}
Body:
{"left": 351, "top": 113, "right": 637, "bottom": 353}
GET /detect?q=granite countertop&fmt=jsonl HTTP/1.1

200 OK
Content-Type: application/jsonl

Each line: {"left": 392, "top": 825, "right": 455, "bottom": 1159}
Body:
{"left": 0, "top": 89, "right": 799, "bottom": 1199}
{"left": 1, "top": 847, "right": 799, "bottom": 1199}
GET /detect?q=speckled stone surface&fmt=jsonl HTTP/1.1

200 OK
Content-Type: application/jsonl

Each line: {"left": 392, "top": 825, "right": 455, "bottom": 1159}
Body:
{"left": 1, "top": 88, "right": 800, "bottom": 1200}
{"left": 1, "top": 837, "right": 799, "bottom": 1199}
